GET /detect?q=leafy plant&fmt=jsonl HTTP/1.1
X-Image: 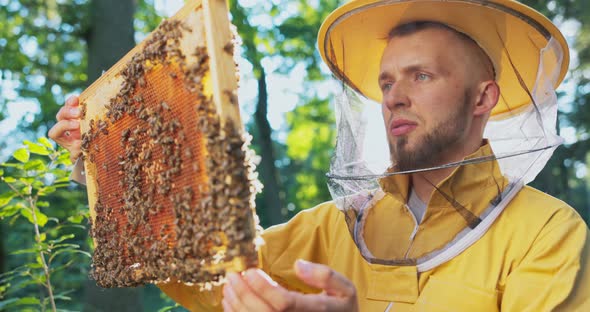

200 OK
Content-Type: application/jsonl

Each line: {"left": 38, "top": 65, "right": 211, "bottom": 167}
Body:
{"left": 0, "top": 138, "right": 90, "bottom": 311}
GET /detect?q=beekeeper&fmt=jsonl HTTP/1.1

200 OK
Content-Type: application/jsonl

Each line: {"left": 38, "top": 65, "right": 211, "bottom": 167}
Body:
{"left": 49, "top": 0, "right": 589, "bottom": 311}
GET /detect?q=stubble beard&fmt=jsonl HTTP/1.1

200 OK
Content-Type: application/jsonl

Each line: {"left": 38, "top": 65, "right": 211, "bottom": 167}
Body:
{"left": 390, "top": 92, "right": 472, "bottom": 172}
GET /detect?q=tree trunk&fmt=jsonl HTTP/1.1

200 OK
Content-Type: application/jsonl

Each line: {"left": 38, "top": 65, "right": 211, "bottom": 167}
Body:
{"left": 254, "top": 68, "right": 285, "bottom": 225}
{"left": 86, "top": 0, "right": 136, "bottom": 83}
{"left": 83, "top": 0, "right": 143, "bottom": 310}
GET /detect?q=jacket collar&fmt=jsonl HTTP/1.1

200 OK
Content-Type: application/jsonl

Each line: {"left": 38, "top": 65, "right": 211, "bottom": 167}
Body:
{"left": 378, "top": 141, "right": 509, "bottom": 227}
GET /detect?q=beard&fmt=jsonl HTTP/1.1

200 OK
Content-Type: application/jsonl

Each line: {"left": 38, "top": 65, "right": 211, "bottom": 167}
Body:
{"left": 390, "top": 91, "right": 472, "bottom": 172}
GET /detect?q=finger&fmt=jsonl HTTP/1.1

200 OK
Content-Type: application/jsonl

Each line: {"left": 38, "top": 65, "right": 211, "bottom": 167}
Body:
{"left": 226, "top": 272, "right": 274, "bottom": 312}
{"left": 222, "top": 295, "right": 236, "bottom": 312}
{"left": 243, "top": 269, "right": 294, "bottom": 311}
{"left": 56, "top": 96, "right": 80, "bottom": 121}
{"left": 68, "top": 143, "right": 82, "bottom": 163}
{"left": 294, "top": 260, "right": 355, "bottom": 298}
{"left": 223, "top": 283, "right": 243, "bottom": 311}
{"left": 290, "top": 291, "right": 351, "bottom": 312}
{"left": 65, "top": 95, "right": 79, "bottom": 108}
{"left": 48, "top": 120, "right": 81, "bottom": 142}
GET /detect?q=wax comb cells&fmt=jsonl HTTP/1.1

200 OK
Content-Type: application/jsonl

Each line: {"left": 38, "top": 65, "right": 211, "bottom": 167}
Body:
{"left": 78, "top": 1, "right": 261, "bottom": 288}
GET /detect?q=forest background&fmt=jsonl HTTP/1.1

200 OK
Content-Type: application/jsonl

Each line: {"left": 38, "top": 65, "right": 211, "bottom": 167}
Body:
{"left": 0, "top": 0, "right": 588, "bottom": 310}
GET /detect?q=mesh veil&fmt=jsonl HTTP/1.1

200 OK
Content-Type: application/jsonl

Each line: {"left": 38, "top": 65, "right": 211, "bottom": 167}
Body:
{"left": 326, "top": 37, "right": 565, "bottom": 268}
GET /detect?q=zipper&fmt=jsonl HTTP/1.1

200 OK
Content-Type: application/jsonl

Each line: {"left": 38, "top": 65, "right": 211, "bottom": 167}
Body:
{"left": 403, "top": 203, "right": 420, "bottom": 259}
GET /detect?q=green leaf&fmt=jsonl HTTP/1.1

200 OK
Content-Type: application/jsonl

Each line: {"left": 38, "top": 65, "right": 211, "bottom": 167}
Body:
{"left": 38, "top": 137, "right": 54, "bottom": 150}
{"left": 19, "top": 177, "right": 35, "bottom": 185}
{"left": 0, "top": 298, "right": 19, "bottom": 309}
{"left": 53, "top": 177, "right": 71, "bottom": 184}
{"left": 8, "top": 214, "right": 20, "bottom": 225}
{"left": 38, "top": 233, "right": 46, "bottom": 242}
{"left": 17, "top": 297, "right": 41, "bottom": 305}
{"left": 37, "top": 186, "right": 57, "bottom": 196}
{"left": 53, "top": 294, "right": 72, "bottom": 301}
{"left": 158, "top": 304, "right": 181, "bottom": 312}
{"left": 24, "top": 140, "right": 50, "bottom": 156}
{"left": 36, "top": 255, "right": 45, "bottom": 269}
{"left": 10, "top": 248, "right": 38, "bottom": 255}
{"left": 0, "top": 168, "right": 3, "bottom": 176}
{"left": 20, "top": 185, "right": 32, "bottom": 196}
{"left": 0, "top": 296, "right": 42, "bottom": 309}
{"left": 20, "top": 208, "right": 48, "bottom": 227}
{"left": 3, "top": 177, "right": 16, "bottom": 183}
{"left": 49, "top": 234, "right": 75, "bottom": 244}
{"left": 12, "top": 148, "right": 30, "bottom": 163}
{"left": 49, "top": 249, "right": 91, "bottom": 263}
{"left": 0, "top": 204, "right": 21, "bottom": 218}
{"left": 56, "top": 150, "right": 72, "bottom": 166}
{"left": 67, "top": 215, "right": 84, "bottom": 224}
{"left": 32, "top": 180, "right": 44, "bottom": 189}
{"left": 52, "top": 243, "right": 80, "bottom": 249}
{"left": 53, "top": 289, "right": 75, "bottom": 302}
{"left": 24, "top": 262, "right": 43, "bottom": 269}
{"left": 0, "top": 283, "right": 8, "bottom": 295}
{"left": 37, "top": 201, "right": 50, "bottom": 208}
{"left": 23, "top": 159, "right": 46, "bottom": 171}
{"left": 50, "top": 168, "right": 70, "bottom": 179}
{"left": 0, "top": 192, "right": 15, "bottom": 207}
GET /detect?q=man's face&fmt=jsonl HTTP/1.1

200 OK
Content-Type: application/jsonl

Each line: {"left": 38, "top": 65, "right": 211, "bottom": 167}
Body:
{"left": 379, "top": 27, "right": 477, "bottom": 171}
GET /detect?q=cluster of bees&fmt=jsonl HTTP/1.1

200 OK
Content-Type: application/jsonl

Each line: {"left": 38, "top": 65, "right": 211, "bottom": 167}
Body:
{"left": 81, "top": 18, "right": 260, "bottom": 288}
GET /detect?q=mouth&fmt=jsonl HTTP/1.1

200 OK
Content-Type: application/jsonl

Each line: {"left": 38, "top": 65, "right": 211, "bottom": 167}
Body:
{"left": 390, "top": 119, "right": 418, "bottom": 136}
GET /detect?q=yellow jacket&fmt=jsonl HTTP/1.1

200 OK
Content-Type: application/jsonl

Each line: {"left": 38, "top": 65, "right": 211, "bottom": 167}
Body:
{"left": 160, "top": 144, "right": 590, "bottom": 311}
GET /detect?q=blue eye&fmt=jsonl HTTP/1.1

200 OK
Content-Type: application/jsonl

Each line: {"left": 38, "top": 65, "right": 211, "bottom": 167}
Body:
{"left": 382, "top": 83, "right": 393, "bottom": 92}
{"left": 417, "top": 73, "right": 429, "bottom": 81}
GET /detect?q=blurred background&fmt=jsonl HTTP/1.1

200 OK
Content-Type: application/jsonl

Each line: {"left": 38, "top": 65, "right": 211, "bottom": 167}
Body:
{"left": 0, "top": 0, "right": 588, "bottom": 310}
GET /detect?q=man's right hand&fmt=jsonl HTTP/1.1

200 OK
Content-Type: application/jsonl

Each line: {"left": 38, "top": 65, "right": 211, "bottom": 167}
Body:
{"left": 48, "top": 95, "right": 82, "bottom": 162}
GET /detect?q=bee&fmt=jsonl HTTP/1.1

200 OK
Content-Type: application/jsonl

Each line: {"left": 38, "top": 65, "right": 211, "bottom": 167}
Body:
{"left": 223, "top": 41, "right": 234, "bottom": 55}
{"left": 224, "top": 89, "right": 238, "bottom": 106}
{"left": 80, "top": 102, "right": 87, "bottom": 119}
{"left": 97, "top": 120, "right": 109, "bottom": 135}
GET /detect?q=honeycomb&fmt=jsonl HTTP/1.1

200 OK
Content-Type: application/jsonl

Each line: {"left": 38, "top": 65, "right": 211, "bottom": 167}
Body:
{"left": 78, "top": 1, "right": 261, "bottom": 288}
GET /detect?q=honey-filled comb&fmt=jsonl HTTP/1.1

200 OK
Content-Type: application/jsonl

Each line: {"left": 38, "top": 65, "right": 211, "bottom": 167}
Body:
{"left": 78, "top": 0, "right": 261, "bottom": 288}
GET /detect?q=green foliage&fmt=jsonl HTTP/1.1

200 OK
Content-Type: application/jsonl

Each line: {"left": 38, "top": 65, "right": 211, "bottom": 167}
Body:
{"left": 135, "top": 0, "right": 165, "bottom": 37}
{"left": 285, "top": 97, "right": 336, "bottom": 211}
{"left": 0, "top": 138, "right": 90, "bottom": 311}
{"left": 0, "top": 0, "right": 90, "bottom": 143}
{"left": 230, "top": 0, "right": 342, "bottom": 222}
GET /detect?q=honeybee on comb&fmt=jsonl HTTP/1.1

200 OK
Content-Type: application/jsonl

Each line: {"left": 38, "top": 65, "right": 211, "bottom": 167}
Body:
{"left": 78, "top": 0, "right": 261, "bottom": 289}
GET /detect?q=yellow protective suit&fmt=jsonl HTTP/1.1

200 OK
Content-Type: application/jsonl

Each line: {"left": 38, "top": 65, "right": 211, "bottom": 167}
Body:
{"left": 160, "top": 144, "right": 590, "bottom": 311}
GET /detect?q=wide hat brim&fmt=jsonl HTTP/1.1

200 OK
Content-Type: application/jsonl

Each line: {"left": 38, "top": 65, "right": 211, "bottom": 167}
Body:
{"left": 317, "top": 0, "right": 569, "bottom": 119}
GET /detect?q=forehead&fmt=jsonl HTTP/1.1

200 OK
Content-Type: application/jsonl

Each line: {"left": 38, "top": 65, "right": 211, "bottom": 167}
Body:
{"left": 380, "top": 27, "right": 468, "bottom": 72}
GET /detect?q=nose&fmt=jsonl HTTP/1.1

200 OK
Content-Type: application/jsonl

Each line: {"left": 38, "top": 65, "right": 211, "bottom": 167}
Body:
{"left": 382, "top": 81, "right": 410, "bottom": 112}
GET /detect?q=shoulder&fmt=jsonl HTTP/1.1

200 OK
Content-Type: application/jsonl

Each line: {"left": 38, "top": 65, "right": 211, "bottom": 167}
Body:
{"left": 501, "top": 185, "right": 586, "bottom": 230}
{"left": 490, "top": 186, "right": 590, "bottom": 310}
{"left": 492, "top": 185, "right": 588, "bottom": 262}
{"left": 262, "top": 201, "right": 344, "bottom": 239}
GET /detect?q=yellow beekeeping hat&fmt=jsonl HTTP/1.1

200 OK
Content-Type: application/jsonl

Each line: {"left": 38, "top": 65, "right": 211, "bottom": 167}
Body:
{"left": 317, "top": 0, "right": 569, "bottom": 119}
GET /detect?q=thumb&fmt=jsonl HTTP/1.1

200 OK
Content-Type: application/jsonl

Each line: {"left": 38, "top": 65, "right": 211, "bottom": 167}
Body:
{"left": 294, "top": 259, "right": 355, "bottom": 298}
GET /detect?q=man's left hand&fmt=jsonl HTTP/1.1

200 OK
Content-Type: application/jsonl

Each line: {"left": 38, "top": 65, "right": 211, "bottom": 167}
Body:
{"left": 222, "top": 259, "right": 359, "bottom": 312}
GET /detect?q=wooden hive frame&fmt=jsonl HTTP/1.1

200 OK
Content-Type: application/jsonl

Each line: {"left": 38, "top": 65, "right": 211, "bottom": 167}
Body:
{"left": 78, "top": 0, "right": 260, "bottom": 288}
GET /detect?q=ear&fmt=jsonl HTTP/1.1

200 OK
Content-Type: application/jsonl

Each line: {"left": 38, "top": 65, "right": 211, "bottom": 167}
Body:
{"left": 473, "top": 81, "right": 500, "bottom": 116}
